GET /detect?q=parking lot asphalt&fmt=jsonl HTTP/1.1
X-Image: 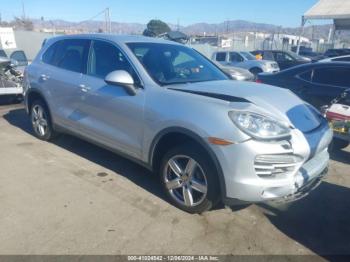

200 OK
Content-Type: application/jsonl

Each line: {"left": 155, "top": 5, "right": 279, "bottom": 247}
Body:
{"left": 0, "top": 103, "right": 350, "bottom": 256}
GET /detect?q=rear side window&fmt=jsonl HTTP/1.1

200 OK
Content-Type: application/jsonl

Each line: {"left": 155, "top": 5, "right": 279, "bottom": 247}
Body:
{"left": 42, "top": 39, "right": 90, "bottom": 73}
{"left": 313, "top": 67, "right": 350, "bottom": 87}
{"left": 215, "top": 52, "right": 227, "bottom": 62}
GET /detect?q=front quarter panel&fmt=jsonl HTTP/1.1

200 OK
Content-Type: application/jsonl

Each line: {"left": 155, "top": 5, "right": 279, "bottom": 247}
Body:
{"left": 142, "top": 86, "right": 250, "bottom": 163}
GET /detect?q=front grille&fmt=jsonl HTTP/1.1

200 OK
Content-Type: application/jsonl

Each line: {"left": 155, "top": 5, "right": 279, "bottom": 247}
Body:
{"left": 254, "top": 154, "right": 303, "bottom": 178}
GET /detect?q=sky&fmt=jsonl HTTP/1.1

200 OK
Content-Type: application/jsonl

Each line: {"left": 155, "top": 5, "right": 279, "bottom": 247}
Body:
{"left": 0, "top": 0, "right": 323, "bottom": 27}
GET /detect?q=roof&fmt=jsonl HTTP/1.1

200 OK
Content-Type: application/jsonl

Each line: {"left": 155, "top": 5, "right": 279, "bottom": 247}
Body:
{"left": 303, "top": 0, "right": 350, "bottom": 30}
{"left": 304, "top": 0, "right": 350, "bottom": 20}
{"left": 45, "top": 34, "right": 181, "bottom": 46}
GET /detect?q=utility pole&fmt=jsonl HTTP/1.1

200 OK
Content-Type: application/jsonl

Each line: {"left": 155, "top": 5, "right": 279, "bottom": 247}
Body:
{"left": 104, "top": 8, "right": 111, "bottom": 33}
{"left": 22, "top": 0, "right": 26, "bottom": 19}
{"left": 108, "top": 8, "right": 111, "bottom": 33}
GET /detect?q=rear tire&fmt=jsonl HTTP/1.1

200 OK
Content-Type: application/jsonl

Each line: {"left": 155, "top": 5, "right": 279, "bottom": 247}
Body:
{"left": 160, "top": 144, "right": 220, "bottom": 214}
{"left": 30, "top": 100, "right": 56, "bottom": 141}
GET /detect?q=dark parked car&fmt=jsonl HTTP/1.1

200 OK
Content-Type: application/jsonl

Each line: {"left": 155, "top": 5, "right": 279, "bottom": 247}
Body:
{"left": 256, "top": 62, "right": 350, "bottom": 109}
{"left": 324, "top": 48, "right": 350, "bottom": 58}
{"left": 251, "top": 50, "right": 310, "bottom": 70}
{"left": 0, "top": 49, "right": 28, "bottom": 67}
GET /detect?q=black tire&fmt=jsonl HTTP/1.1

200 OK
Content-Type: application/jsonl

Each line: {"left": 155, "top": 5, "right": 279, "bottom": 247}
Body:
{"left": 30, "top": 99, "right": 56, "bottom": 141}
{"left": 250, "top": 67, "right": 263, "bottom": 76}
{"left": 160, "top": 144, "right": 220, "bottom": 214}
{"left": 331, "top": 138, "right": 349, "bottom": 151}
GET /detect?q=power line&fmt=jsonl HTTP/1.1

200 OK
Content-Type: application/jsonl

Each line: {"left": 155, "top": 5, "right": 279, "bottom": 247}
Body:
{"left": 76, "top": 8, "right": 111, "bottom": 33}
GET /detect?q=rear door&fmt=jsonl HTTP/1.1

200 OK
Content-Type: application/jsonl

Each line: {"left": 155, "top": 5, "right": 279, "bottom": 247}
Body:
{"left": 40, "top": 39, "right": 90, "bottom": 129}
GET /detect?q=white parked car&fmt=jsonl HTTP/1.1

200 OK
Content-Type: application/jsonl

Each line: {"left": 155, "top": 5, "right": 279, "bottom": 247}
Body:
{"left": 212, "top": 51, "right": 279, "bottom": 75}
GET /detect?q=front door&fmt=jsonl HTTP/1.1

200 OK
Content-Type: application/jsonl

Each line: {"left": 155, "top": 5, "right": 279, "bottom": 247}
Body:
{"left": 76, "top": 40, "right": 145, "bottom": 158}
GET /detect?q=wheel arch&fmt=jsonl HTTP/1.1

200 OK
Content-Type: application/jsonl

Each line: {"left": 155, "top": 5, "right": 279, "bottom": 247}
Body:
{"left": 26, "top": 89, "right": 55, "bottom": 126}
{"left": 149, "top": 127, "right": 227, "bottom": 199}
{"left": 249, "top": 66, "right": 263, "bottom": 74}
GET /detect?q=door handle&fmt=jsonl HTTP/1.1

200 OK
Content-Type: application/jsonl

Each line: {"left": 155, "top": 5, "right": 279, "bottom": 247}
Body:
{"left": 79, "top": 84, "right": 91, "bottom": 93}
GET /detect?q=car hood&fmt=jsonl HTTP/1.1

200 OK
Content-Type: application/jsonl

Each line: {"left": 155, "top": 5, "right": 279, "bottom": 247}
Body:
{"left": 168, "top": 80, "right": 322, "bottom": 133}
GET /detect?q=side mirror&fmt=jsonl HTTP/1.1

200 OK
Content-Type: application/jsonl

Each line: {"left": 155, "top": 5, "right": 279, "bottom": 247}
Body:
{"left": 105, "top": 70, "right": 137, "bottom": 96}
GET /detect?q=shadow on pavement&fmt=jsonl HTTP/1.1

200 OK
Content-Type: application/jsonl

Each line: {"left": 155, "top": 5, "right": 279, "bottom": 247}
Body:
{"left": 330, "top": 148, "right": 350, "bottom": 165}
{"left": 262, "top": 181, "right": 350, "bottom": 256}
{"left": 3, "top": 108, "right": 228, "bottom": 211}
{"left": 3, "top": 107, "right": 168, "bottom": 202}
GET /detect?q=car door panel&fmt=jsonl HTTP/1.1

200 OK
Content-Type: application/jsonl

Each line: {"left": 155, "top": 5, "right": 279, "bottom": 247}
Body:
{"left": 74, "top": 40, "right": 145, "bottom": 158}
{"left": 46, "top": 67, "right": 84, "bottom": 129}
{"left": 76, "top": 75, "right": 145, "bottom": 158}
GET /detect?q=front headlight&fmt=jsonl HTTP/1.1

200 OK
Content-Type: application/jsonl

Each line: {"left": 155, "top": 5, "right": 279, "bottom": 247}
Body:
{"left": 229, "top": 111, "right": 291, "bottom": 140}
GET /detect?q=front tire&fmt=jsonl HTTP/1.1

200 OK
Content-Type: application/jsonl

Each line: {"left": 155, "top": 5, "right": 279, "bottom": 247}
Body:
{"left": 160, "top": 144, "right": 220, "bottom": 214}
{"left": 30, "top": 100, "right": 56, "bottom": 141}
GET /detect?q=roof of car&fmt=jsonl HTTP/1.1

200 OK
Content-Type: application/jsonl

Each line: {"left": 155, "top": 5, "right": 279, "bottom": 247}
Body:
{"left": 319, "top": 54, "right": 350, "bottom": 62}
{"left": 253, "top": 50, "right": 289, "bottom": 53}
{"left": 280, "top": 61, "right": 350, "bottom": 73}
{"left": 45, "top": 34, "right": 182, "bottom": 46}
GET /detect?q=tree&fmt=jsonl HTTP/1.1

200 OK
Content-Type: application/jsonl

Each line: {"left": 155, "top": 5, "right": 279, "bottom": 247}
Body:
{"left": 143, "top": 19, "right": 171, "bottom": 37}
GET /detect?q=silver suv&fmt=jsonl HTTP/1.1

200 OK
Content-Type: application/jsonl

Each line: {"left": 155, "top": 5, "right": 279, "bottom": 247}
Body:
{"left": 212, "top": 51, "right": 280, "bottom": 75}
{"left": 24, "top": 35, "right": 332, "bottom": 213}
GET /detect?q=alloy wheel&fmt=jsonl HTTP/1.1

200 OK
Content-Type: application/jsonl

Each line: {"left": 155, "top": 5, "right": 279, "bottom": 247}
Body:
{"left": 31, "top": 104, "right": 48, "bottom": 137}
{"left": 163, "top": 155, "right": 208, "bottom": 207}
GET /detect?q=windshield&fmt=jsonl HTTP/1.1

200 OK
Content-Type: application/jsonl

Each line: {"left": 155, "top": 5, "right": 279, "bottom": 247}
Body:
{"left": 240, "top": 52, "right": 256, "bottom": 60}
{"left": 287, "top": 51, "right": 304, "bottom": 60}
{"left": 127, "top": 42, "right": 228, "bottom": 86}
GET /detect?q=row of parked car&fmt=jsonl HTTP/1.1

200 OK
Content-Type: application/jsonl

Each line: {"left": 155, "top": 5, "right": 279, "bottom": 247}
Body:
{"left": 211, "top": 48, "right": 350, "bottom": 150}
{"left": 213, "top": 48, "right": 350, "bottom": 77}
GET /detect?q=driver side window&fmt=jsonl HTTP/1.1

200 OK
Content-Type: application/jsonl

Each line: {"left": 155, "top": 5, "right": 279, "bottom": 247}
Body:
{"left": 88, "top": 40, "right": 140, "bottom": 84}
